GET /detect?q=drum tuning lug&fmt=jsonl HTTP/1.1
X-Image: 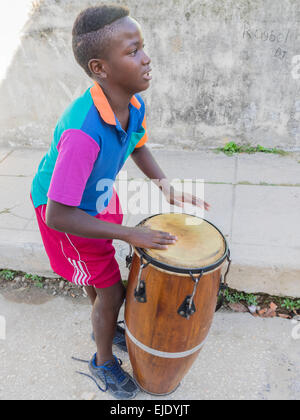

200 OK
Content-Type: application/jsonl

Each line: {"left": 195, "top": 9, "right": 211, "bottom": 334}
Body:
{"left": 126, "top": 254, "right": 133, "bottom": 269}
{"left": 126, "top": 245, "right": 133, "bottom": 269}
{"left": 178, "top": 295, "right": 196, "bottom": 319}
{"left": 134, "top": 280, "right": 147, "bottom": 303}
{"left": 126, "top": 244, "right": 133, "bottom": 269}
{"left": 216, "top": 275, "right": 229, "bottom": 312}
{"left": 134, "top": 258, "right": 150, "bottom": 303}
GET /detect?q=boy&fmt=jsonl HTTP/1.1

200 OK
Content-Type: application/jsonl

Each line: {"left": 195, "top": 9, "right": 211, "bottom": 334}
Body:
{"left": 30, "top": 4, "right": 209, "bottom": 399}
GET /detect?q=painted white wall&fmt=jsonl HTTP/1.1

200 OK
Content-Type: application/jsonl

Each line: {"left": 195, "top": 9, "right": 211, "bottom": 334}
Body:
{"left": 1, "top": 0, "right": 300, "bottom": 151}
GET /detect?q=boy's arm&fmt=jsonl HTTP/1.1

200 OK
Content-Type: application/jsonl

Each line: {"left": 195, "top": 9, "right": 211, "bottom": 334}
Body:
{"left": 131, "top": 145, "right": 210, "bottom": 210}
{"left": 131, "top": 144, "right": 171, "bottom": 191}
{"left": 45, "top": 131, "right": 177, "bottom": 249}
{"left": 46, "top": 199, "right": 177, "bottom": 249}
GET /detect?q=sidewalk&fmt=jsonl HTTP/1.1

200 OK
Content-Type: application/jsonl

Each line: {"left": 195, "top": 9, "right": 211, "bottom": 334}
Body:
{"left": 0, "top": 146, "right": 299, "bottom": 297}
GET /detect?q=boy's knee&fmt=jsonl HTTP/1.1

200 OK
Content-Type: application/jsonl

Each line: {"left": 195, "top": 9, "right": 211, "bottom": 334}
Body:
{"left": 97, "top": 281, "right": 125, "bottom": 310}
{"left": 113, "top": 286, "right": 125, "bottom": 309}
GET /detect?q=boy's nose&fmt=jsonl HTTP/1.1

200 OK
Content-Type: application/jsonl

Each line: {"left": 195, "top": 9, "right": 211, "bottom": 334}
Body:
{"left": 142, "top": 51, "right": 151, "bottom": 65}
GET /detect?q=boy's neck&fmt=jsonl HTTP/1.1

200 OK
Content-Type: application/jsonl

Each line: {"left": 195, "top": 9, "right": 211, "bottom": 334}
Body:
{"left": 99, "top": 82, "right": 133, "bottom": 115}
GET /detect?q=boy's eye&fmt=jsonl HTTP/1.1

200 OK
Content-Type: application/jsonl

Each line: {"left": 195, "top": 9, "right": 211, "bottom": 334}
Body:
{"left": 129, "top": 45, "right": 145, "bottom": 56}
{"left": 129, "top": 49, "right": 138, "bottom": 56}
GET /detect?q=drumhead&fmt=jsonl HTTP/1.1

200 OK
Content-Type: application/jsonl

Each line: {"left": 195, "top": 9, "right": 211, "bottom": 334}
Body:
{"left": 136, "top": 213, "right": 228, "bottom": 274}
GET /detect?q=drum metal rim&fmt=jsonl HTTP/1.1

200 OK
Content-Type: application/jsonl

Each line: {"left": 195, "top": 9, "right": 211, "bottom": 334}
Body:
{"left": 132, "top": 251, "right": 225, "bottom": 277}
{"left": 135, "top": 213, "right": 230, "bottom": 275}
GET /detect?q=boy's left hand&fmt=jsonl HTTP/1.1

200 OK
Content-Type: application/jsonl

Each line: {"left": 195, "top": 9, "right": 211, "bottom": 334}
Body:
{"left": 160, "top": 181, "right": 210, "bottom": 211}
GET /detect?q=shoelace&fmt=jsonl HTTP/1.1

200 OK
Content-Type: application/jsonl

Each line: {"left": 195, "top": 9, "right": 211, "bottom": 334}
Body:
{"left": 71, "top": 355, "right": 124, "bottom": 393}
{"left": 71, "top": 356, "right": 108, "bottom": 392}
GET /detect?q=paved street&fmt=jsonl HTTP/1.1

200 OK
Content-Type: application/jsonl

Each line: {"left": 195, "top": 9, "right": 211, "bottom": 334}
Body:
{"left": 0, "top": 292, "right": 299, "bottom": 400}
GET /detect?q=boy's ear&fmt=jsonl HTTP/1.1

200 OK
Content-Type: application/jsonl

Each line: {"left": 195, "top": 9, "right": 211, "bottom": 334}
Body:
{"left": 88, "top": 59, "right": 107, "bottom": 79}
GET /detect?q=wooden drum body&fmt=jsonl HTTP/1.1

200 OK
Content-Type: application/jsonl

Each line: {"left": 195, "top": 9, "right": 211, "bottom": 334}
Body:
{"left": 125, "top": 214, "right": 230, "bottom": 395}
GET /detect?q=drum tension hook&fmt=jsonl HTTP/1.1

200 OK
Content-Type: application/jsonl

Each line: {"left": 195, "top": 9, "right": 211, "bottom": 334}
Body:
{"left": 216, "top": 276, "right": 228, "bottom": 312}
{"left": 126, "top": 245, "right": 133, "bottom": 269}
{"left": 178, "top": 271, "right": 203, "bottom": 319}
{"left": 216, "top": 252, "right": 232, "bottom": 312}
{"left": 223, "top": 252, "right": 232, "bottom": 286}
{"left": 134, "top": 258, "right": 150, "bottom": 303}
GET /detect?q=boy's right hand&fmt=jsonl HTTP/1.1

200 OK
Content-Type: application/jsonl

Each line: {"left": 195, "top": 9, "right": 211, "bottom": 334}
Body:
{"left": 127, "top": 227, "right": 177, "bottom": 250}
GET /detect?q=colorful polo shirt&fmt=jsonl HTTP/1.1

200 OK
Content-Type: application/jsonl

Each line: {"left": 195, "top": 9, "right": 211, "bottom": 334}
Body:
{"left": 31, "top": 82, "right": 148, "bottom": 216}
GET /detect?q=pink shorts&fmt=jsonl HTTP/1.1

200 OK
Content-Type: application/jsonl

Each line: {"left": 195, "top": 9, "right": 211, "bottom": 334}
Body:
{"left": 31, "top": 190, "right": 123, "bottom": 289}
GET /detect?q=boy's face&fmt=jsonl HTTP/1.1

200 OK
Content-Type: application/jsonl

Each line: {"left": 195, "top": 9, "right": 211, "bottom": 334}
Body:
{"left": 92, "top": 17, "right": 152, "bottom": 95}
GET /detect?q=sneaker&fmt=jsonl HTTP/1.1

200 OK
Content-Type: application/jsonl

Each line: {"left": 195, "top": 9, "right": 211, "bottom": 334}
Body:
{"left": 88, "top": 354, "right": 139, "bottom": 399}
{"left": 91, "top": 321, "right": 127, "bottom": 352}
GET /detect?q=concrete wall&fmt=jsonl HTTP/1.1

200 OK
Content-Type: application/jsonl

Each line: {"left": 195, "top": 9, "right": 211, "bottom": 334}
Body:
{"left": 1, "top": 0, "right": 300, "bottom": 150}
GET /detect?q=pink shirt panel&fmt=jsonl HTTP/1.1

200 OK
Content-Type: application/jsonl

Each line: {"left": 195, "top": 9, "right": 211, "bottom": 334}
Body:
{"left": 47, "top": 129, "right": 100, "bottom": 206}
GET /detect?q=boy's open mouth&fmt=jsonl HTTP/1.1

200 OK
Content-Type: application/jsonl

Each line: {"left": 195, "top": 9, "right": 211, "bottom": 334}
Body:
{"left": 143, "top": 69, "right": 152, "bottom": 81}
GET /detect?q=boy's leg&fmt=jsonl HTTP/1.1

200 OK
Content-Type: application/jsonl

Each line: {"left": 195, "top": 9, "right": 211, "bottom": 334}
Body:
{"left": 86, "top": 284, "right": 127, "bottom": 352}
{"left": 88, "top": 278, "right": 139, "bottom": 399}
{"left": 92, "top": 280, "right": 126, "bottom": 365}
{"left": 84, "top": 286, "right": 97, "bottom": 305}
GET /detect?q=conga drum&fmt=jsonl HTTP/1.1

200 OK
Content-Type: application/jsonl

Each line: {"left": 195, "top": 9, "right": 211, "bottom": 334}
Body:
{"left": 125, "top": 213, "right": 231, "bottom": 395}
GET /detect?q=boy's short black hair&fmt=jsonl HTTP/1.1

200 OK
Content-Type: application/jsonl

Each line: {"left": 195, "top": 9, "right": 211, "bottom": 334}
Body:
{"left": 72, "top": 4, "right": 130, "bottom": 77}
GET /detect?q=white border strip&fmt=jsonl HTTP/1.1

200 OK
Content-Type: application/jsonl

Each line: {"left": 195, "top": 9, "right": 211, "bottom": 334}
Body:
{"left": 125, "top": 322, "right": 207, "bottom": 359}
